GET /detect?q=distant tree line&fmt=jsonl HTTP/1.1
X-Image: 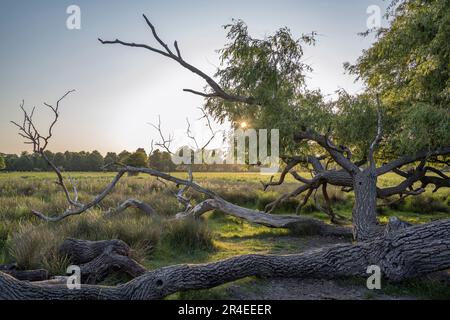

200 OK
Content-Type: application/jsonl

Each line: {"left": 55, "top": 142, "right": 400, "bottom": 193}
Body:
{"left": 0, "top": 149, "right": 177, "bottom": 172}
{"left": 0, "top": 149, "right": 254, "bottom": 172}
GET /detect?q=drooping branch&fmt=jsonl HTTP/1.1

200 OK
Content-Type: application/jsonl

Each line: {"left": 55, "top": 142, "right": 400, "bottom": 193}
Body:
{"left": 318, "top": 183, "right": 347, "bottom": 224}
{"left": 264, "top": 179, "right": 320, "bottom": 214}
{"left": 295, "top": 188, "right": 314, "bottom": 214}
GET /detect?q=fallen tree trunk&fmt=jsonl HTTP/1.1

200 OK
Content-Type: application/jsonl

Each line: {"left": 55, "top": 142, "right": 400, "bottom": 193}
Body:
{"left": 59, "top": 238, "right": 132, "bottom": 264}
{"left": 176, "top": 198, "right": 353, "bottom": 238}
{"left": 0, "top": 264, "right": 48, "bottom": 282}
{"left": 1, "top": 219, "right": 448, "bottom": 300}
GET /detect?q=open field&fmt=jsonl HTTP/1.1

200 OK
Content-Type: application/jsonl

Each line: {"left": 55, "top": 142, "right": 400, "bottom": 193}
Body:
{"left": 0, "top": 171, "right": 449, "bottom": 299}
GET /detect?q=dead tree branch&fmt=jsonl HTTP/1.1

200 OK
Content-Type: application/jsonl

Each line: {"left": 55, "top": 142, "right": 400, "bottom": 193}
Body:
{"left": 98, "top": 15, "right": 254, "bottom": 105}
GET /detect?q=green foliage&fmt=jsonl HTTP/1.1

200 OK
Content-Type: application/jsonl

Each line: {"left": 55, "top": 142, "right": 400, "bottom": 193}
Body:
{"left": 1, "top": 148, "right": 153, "bottom": 172}
{"left": 2, "top": 150, "right": 101, "bottom": 171}
{"left": 348, "top": 0, "right": 449, "bottom": 106}
{"left": 8, "top": 223, "right": 63, "bottom": 270}
{"left": 395, "top": 102, "right": 449, "bottom": 153}
{"left": 125, "top": 148, "right": 148, "bottom": 167}
{"left": 0, "top": 155, "right": 5, "bottom": 170}
{"left": 345, "top": 0, "right": 450, "bottom": 154}
{"left": 205, "top": 19, "right": 320, "bottom": 155}
{"left": 87, "top": 150, "right": 104, "bottom": 170}
{"left": 202, "top": 4, "right": 448, "bottom": 159}
{"left": 162, "top": 219, "right": 215, "bottom": 253}
{"left": 331, "top": 92, "right": 381, "bottom": 160}
{"left": 118, "top": 150, "right": 131, "bottom": 164}
{"left": 104, "top": 152, "right": 118, "bottom": 166}
{"left": 148, "top": 149, "right": 176, "bottom": 172}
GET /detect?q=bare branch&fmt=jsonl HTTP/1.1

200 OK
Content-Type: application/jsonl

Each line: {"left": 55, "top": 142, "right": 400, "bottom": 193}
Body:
{"left": 261, "top": 158, "right": 302, "bottom": 191}
{"left": 424, "top": 166, "right": 449, "bottom": 180}
{"left": 148, "top": 115, "right": 173, "bottom": 154}
{"left": 32, "top": 171, "right": 127, "bottom": 222}
{"left": 324, "top": 128, "right": 352, "bottom": 160}
{"left": 294, "top": 129, "right": 359, "bottom": 175}
{"left": 176, "top": 165, "right": 194, "bottom": 213}
{"left": 11, "top": 91, "right": 79, "bottom": 207}
{"left": 265, "top": 178, "right": 320, "bottom": 214}
{"left": 197, "top": 107, "right": 220, "bottom": 150}
{"left": 185, "top": 118, "right": 199, "bottom": 150}
{"left": 295, "top": 188, "right": 314, "bottom": 214}
{"left": 99, "top": 15, "right": 254, "bottom": 105}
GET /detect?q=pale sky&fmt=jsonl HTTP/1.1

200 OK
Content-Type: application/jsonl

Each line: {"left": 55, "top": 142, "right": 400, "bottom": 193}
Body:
{"left": 0, "top": 0, "right": 388, "bottom": 155}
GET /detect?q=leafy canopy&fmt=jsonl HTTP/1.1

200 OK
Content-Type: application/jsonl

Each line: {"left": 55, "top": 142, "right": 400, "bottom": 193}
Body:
{"left": 205, "top": 2, "right": 449, "bottom": 159}
{"left": 345, "top": 0, "right": 449, "bottom": 154}
{"left": 205, "top": 20, "right": 337, "bottom": 155}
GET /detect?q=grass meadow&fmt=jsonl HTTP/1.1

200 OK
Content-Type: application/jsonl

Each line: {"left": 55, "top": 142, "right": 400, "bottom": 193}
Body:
{"left": 0, "top": 171, "right": 449, "bottom": 299}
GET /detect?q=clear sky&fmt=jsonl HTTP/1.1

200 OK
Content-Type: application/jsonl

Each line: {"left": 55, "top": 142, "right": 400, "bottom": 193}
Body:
{"left": 0, "top": 0, "right": 388, "bottom": 155}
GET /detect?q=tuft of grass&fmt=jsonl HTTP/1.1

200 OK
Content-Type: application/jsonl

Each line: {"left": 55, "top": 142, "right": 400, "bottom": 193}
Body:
{"left": 337, "top": 274, "right": 450, "bottom": 300}
{"left": 163, "top": 218, "right": 215, "bottom": 253}
{"left": 399, "top": 195, "right": 450, "bottom": 214}
{"left": 381, "top": 276, "right": 450, "bottom": 300}
{"left": 8, "top": 224, "right": 63, "bottom": 270}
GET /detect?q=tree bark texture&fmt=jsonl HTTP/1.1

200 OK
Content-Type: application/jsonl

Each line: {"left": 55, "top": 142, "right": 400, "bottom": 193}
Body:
{"left": 59, "top": 238, "right": 146, "bottom": 284}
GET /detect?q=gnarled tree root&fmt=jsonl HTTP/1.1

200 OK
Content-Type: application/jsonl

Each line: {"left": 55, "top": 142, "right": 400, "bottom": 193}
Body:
{"left": 59, "top": 238, "right": 146, "bottom": 284}
{"left": 1, "top": 219, "right": 448, "bottom": 300}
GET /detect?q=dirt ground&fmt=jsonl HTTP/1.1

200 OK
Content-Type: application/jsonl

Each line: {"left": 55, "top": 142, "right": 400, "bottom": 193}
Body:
{"left": 226, "top": 278, "right": 415, "bottom": 300}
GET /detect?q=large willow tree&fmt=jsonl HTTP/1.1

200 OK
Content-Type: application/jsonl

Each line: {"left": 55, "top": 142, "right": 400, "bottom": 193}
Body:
{"left": 201, "top": 0, "right": 449, "bottom": 240}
